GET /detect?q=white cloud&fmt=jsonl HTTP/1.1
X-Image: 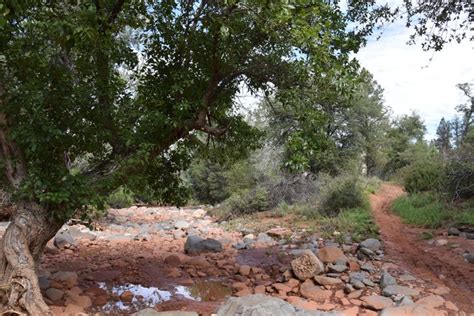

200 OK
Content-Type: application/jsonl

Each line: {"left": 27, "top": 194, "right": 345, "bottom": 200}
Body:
{"left": 356, "top": 21, "right": 473, "bottom": 139}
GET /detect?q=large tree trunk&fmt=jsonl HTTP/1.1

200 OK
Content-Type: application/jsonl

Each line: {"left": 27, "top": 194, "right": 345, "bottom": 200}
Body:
{"left": 0, "top": 202, "right": 62, "bottom": 315}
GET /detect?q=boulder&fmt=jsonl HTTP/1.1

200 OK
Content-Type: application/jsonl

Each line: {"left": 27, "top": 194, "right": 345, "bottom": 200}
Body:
{"left": 68, "top": 225, "right": 97, "bottom": 241}
{"left": 52, "top": 271, "right": 78, "bottom": 289}
{"left": 447, "top": 227, "right": 460, "bottom": 236}
{"left": 416, "top": 295, "right": 445, "bottom": 308}
{"left": 291, "top": 250, "right": 324, "bottom": 280}
{"left": 184, "top": 235, "right": 223, "bottom": 254}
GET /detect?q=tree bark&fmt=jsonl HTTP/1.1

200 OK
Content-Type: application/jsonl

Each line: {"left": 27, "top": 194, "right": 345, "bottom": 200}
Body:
{"left": 0, "top": 202, "right": 62, "bottom": 315}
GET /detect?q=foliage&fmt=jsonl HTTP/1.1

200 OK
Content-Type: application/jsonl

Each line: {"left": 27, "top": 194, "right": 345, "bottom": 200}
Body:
{"left": 106, "top": 187, "right": 134, "bottom": 209}
{"left": 1, "top": 0, "right": 372, "bottom": 221}
{"left": 401, "top": 160, "right": 444, "bottom": 194}
{"left": 392, "top": 193, "right": 474, "bottom": 228}
{"left": 220, "top": 186, "right": 269, "bottom": 216}
{"left": 317, "top": 174, "right": 368, "bottom": 217}
{"left": 186, "top": 160, "right": 229, "bottom": 205}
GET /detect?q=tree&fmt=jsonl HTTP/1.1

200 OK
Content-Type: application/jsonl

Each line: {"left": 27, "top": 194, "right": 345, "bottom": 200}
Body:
{"left": 435, "top": 117, "right": 451, "bottom": 158}
{"left": 0, "top": 1, "right": 368, "bottom": 313}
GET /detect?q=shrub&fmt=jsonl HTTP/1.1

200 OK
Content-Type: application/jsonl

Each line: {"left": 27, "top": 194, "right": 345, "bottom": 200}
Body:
{"left": 402, "top": 161, "right": 443, "bottom": 194}
{"left": 318, "top": 175, "right": 367, "bottom": 217}
{"left": 107, "top": 187, "right": 134, "bottom": 209}
{"left": 221, "top": 186, "right": 269, "bottom": 216}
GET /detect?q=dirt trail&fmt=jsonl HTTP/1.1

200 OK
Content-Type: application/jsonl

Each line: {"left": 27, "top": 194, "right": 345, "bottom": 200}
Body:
{"left": 370, "top": 183, "right": 474, "bottom": 313}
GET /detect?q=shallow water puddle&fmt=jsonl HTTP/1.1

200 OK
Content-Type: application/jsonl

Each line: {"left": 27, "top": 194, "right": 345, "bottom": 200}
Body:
{"left": 96, "top": 281, "right": 231, "bottom": 312}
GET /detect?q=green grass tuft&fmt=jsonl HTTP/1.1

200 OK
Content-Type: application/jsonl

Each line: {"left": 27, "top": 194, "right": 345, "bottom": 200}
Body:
{"left": 392, "top": 193, "right": 474, "bottom": 228}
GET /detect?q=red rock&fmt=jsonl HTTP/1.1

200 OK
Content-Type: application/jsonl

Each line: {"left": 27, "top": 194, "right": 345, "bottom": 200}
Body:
{"left": 417, "top": 295, "right": 445, "bottom": 308}
{"left": 93, "top": 295, "right": 108, "bottom": 306}
{"left": 350, "top": 299, "right": 362, "bottom": 306}
{"left": 231, "top": 282, "right": 248, "bottom": 291}
{"left": 299, "top": 279, "right": 332, "bottom": 302}
{"left": 255, "top": 285, "right": 266, "bottom": 294}
{"left": 316, "top": 303, "right": 336, "bottom": 311}
{"left": 361, "top": 295, "right": 393, "bottom": 310}
{"left": 266, "top": 227, "right": 292, "bottom": 238}
{"left": 380, "top": 304, "right": 445, "bottom": 316}
{"left": 340, "top": 297, "right": 350, "bottom": 306}
{"left": 164, "top": 254, "right": 182, "bottom": 266}
{"left": 335, "top": 290, "right": 345, "bottom": 299}
{"left": 341, "top": 306, "right": 359, "bottom": 316}
{"left": 348, "top": 261, "right": 360, "bottom": 271}
{"left": 348, "top": 290, "right": 362, "bottom": 299}
{"left": 235, "top": 288, "right": 252, "bottom": 296}
{"left": 317, "top": 247, "right": 347, "bottom": 263}
{"left": 120, "top": 290, "right": 134, "bottom": 302}
{"left": 273, "top": 283, "right": 292, "bottom": 293}
{"left": 185, "top": 256, "right": 211, "bottom": 268}
{"left": 287, "top": 296, "right": 318, "bottom": 310}
{"left": 286, "top": 278, "right": 300, "bottom": 290}
{"left": 239, "top": 265, "right": 251, "bottom": 276}
{"left": 445, "top": 301, "right": 459, "bottom": 311}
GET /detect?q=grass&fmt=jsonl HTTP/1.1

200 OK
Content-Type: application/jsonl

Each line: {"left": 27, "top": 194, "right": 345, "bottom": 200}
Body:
{"left": 392, "top": 192, "right": 474, "bottom": 228}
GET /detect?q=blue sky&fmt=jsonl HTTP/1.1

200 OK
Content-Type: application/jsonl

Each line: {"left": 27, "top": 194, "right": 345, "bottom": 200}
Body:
{"left": 356, "top": 19, "right": 473, "bottom": 139}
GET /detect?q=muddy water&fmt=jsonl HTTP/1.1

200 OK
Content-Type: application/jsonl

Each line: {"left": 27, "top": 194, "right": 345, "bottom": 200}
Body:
{"left": 94, "top": 281, "right": 231, "bottom": 313}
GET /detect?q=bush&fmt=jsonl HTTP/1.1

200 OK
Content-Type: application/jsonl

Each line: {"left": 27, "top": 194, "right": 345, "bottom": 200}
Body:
{"left": 221, "top": 186, "right": 269, "bottom": 216}
{"left": 317, "top": 175, "right": 367, "bottom": 217}
{"left": 401, "top": 161, "right": 443, "bottom": 194}
{"left": 107, "top": 187, "right": 134, "bottom": 208}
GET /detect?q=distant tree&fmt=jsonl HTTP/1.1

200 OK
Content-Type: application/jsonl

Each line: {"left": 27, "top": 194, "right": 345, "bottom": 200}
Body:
{"left": 435, "top": 117, "right": 452, "bottom": 158}
{"left": 451, "top": 116, "right": 463, "bottom": 148}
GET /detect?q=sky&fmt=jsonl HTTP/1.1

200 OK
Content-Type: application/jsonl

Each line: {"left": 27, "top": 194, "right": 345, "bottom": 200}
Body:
{"left": 356, "top": 20, "right": 473, "bottom": 139}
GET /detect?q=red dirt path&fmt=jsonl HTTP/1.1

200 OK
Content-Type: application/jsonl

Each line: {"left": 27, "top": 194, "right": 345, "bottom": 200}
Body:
{"left": 370, "top": 183, "right": 474, "bottom": 313}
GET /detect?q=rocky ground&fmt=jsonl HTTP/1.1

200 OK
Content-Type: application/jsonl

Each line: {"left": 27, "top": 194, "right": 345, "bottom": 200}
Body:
{"left": 0, "top": 185, "right": 472, "bottom": 316}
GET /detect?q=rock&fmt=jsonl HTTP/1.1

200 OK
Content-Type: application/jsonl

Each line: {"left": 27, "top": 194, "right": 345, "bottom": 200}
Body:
{"left": 233, "top": 242, "right": 247, "bottom": 250}
{"left": 185, "top": 256, "right": 211, "bottom": 268}
{"left": 120, "top": 290, "right": 134, "bottom": 302}
{"left": 54, "top": 230, "right": 76, "bottom": 248}
{"left": 444, "top": 301, "right": 458, "bottom": 311}
{"left": 174, "top": 220, "right": 190, "bottom": 230}
{"left": 429, "top": 286, "right": 450, "bottom": 295}
{"left": 416, "top": 295, "right": 445, "bottom": 308}
{"left": 184, "top": 235, "right": 223, "bottom": 254}
{"left": 361, "top": 295, "right": 393, "bottom": 310}
{"left": 399, "top": 296, "right": 414, "bottom": 305}
{"left": 314, "top": 276, "right": 343, "bottom": 286}
{"left": 447, "top": 227, "right": 460, "bottom": 236}
{"left": 291, "top": 250, "right": 324, "bottom": 280}
{"left": 256, "top": 233, "right": 275, "bottom": 245}
{"left": 328, "top": 264, "right": 348, "bottom": 273}
{"left": 382, "top": 285, "right": 420, "bottom": 297}
{"left": 299, "top": 280, "right": 332, "bottom": 302}
{"left": 52, "top": 271, "right": 78, "bottom": 289}
{"left": 216, "top": 294, "right": 295, "bottom": 316}
{"left": 287, "top": 296, "right": 317, "bottom": 310}
{"left": 398, "top": 274, "right": 416, "bottom": 282}
{"left": 317, "top": 247, "right": 347, "bottom": 263}
{"left": 380, "top": 304, "right": 445, "bottom": 316}
{"left": 38, "top": 276, "right": 50, "bottom": 290}
{"left": 360, "top": 263, "right": 376, "bottom": 273}
{"left": 434, "top": 239, "right": 448, "bottom": 246}
{"left": 132, "top": 309, "right": 199, "bottom": 316}
{"left": 105, "top": 234, "right": 134, "bottom": 242}
{"left": 239, "top": 265, "right": 251, "bottom": 276}
{"left": 380, "top": 271, "right": 397, "bottom": 288}
{"left": 192, "top": 209, "right": 206, "bottom": 218}
{"left": 68, "top": 225, "right": 97, "bottom": 241}
{"left": 266, "top": 227, "right": 292, "bottom": 238}
{"left": 360, "top": 238, "right": 381, "bottom": 252}
{"left": 45, "top": 288, "right": 64, "bottom": 301}
{"left": 463, "top": 253, "right": 474, "bottom": 263}
{"left": 63, "top": 304, "right": 84, "bottom": 315}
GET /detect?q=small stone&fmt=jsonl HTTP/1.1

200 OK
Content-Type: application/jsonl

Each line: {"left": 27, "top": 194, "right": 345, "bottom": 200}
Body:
{"left": 361, "top": 295, "right": 393, "bottom": 310}
{"left": 447, "top": 227, "right": 460, "bottom": 236}
{"left": 52, "top": 271, "right": 78, "bottom": 289}
{"left": 329, "top": 264, "right": 348, "bottom": 273}
{"left": 239, "top": 265, "right": 251, "bottom": 276}
{"left": 317, "top": 247, "right": 348, "bottom": 263}
{"left": 399, "top": 274, "right": 416, "bottom": 282}
{"left": 360, "top": 238, "right": 381, "bottom": 251}
{"left": 429, "top": 286, "right": 450, "bottom": 295}
{"left": 120, "top": 290, "right": 134, "bottom": 302}
{"left": 380, "top": 271, "right": 397, "bottom": 288}
{"left": 299, "top": 279, "right": 332, "bottom": 302}
{"left": 434, "top": 239, "right": 448, "bottom": 246}
{"left": 45, "top": 288, "right": 64, "bottom": 301}
{"left": 266, "top": 227, "right": 292, "bottom": 238}
{"left": 164, "top": 254, "right": 182, "bottom": 266}
{"left": 417, "top": 295, "right": 445, "bottom": 308}
{"left": 444, "top": 301, "right": 459, "bottom": 311}
{"left": 361, "top": 263, "right": 376, "bottom": 273}
{"left": 382, "top": 285, "right": 420, "bottom": 297}
{"left": 255, "top": 285, "right": 266, "bottom": 294}
{"left": 380, "top": 304, "right": 445, "bottom": 316}
{"left": 185, "top": 256, "right": 211, "bottom": 268}
{"left": 464, "top": 253, "right": 474, "bottom": 263}
{"left": 235, "top": 288, "right": 252, "bottom": 297}
{"left": 314, "top": 276, "right": 343, "bottom": 286}
{"left": 174, "top": 220, "right": 190, "bottom": 230}
{"left": 184, "top": 236, "right": 223, "bottom": 254}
